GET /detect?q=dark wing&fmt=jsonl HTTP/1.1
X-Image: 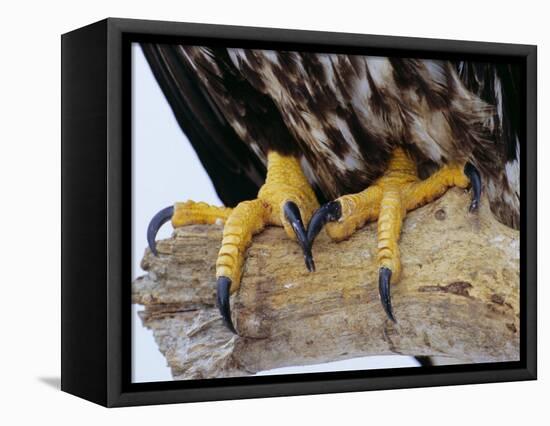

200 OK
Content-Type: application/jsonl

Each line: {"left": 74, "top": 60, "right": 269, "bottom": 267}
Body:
{"left": 140, "top": 43, "right": 266, "bottom": 207}
{"left": 456, "top": 62, "right": 521, "bottom": 161}
{"left": 455, "top": 61, "right": 521, "bottom": 228}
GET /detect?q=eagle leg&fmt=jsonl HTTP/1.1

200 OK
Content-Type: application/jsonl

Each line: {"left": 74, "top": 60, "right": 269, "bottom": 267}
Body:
{"left": 147, "top": 151, "right": 319, "bottom": 334}
{"left": 215, "top": 151, "right": 319, "bottom": 332}
{"left": 308, "top": 148, "right": 481, "bottom": 321}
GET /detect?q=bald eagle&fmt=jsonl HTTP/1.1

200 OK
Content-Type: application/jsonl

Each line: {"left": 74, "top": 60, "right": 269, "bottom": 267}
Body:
{"left": 143, "top": 43, "right": 520, "bottom": 334}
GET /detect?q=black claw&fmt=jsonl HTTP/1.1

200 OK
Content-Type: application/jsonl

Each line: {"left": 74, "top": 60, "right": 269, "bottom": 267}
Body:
{"left": 217, "top": 277, "right": 237, "bottom": 334}
{"left": 306, "top": 200, "right": 342, "bottom": 248}
{"left": 464, "top": 162, "right": 481, "bottom": 213}
{"left": 283, "top": 201, "right": 315, "bottom": 272}
{"left": 147, "top": 206, "right": 174, "bottom": 256}
{"left": 378, "top": 267, "right": 396, "bottom": 322}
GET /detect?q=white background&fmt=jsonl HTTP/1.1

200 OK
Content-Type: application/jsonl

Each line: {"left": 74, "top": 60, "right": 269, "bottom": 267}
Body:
{"left": 0, "top": 0, "right": 546, "bottom": 424}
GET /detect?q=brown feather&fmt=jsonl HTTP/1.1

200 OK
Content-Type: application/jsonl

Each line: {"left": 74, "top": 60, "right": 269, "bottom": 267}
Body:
{"left": 151, "top": 45, "right": 520, "bottom": 228}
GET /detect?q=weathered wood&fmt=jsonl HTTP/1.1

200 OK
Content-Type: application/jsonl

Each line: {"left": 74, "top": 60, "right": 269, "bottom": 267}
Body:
{"left": 132, "top": 189, "right": 519, "bottom": 380}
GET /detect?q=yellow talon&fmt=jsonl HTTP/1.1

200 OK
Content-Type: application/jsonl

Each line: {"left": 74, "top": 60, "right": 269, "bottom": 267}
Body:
{"left": 325, "top": 186, "right": 382, "bottom": 241}
{"left": 258, "top": 151, "right": 319, "bottom": 236}
{"left": 309, "top": 147, "right": 476, "bottom": 322}
{"left": 148, "top": 150, "right": 319, "bottom": 333}
{"left": 217, "top": 151, "right": 319, "bottom": 292}
{"left": 325, "top": 148, "right": 471, "bottom": 282}
{"left": 215, "top": 199, "right": 269, "bottom": 291}
{"left": 160, "top": 151, "right": 319, "bottom": 295}
{"left": 213, "top": 151, "right": 319, "bottom": 332}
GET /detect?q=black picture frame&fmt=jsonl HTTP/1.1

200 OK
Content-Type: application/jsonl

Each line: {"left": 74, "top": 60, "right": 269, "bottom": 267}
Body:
{"left": 61, "top": 17, "right": 537, "bottom": 407}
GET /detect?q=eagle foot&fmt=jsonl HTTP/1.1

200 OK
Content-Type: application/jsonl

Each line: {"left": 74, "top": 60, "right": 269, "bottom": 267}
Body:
{"left": 308, "top": 148, "right": 481, "bottom": 321}
{"left": 147, "top": 150, "right": 319, "bottom": 334}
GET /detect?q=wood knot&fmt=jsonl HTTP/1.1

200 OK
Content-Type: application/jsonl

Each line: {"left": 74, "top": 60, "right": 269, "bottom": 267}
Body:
{"left": 434, "top": 209, "right": 446, "bottom": 221}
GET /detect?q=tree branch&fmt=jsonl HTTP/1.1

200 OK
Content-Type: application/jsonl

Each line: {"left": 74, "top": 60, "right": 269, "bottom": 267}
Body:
{"left": 132, "top": 189, "right": 519, "bottom": 380}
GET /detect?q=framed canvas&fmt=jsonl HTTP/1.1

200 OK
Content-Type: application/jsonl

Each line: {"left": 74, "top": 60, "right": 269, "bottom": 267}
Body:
{"left": 61, "top": 18, "right": 537, "bottom": 407}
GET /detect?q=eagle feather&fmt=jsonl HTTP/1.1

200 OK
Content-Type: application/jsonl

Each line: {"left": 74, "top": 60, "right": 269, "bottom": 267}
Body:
{"left": 142, "top": 44, "right": 520, "bottom": 228}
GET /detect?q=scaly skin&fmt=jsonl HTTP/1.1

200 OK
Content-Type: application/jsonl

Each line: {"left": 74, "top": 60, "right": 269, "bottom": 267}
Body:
{"left": 218, "top": 151, "right": 319, "bottom": 292}
{"left": 326, "top": 148, "right": 470, "bottom": 284}
{"left": 172, "top": 201, "right": 232, "bottom": 227}
{"left": 258, "top": 152, "right": 319, "bottom": 237}
{"left": 216, "top": 199, "right": 269, "bottom": 291}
